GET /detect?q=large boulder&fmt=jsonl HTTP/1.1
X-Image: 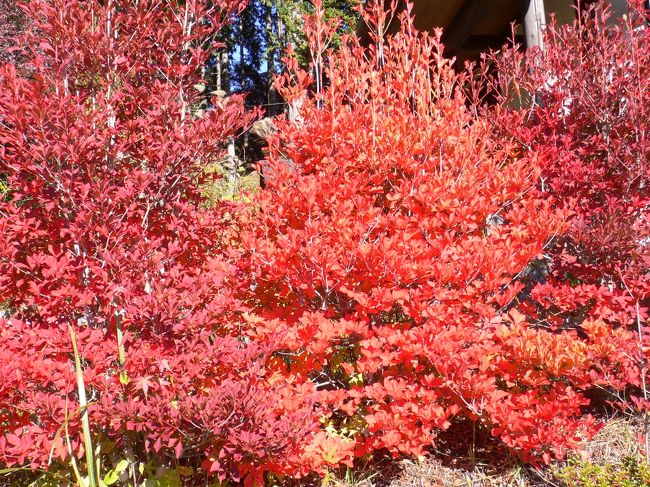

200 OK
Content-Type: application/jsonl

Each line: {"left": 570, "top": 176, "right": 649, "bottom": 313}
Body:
{"left": 246, "top": 117, "right": 276, "bottom": 165}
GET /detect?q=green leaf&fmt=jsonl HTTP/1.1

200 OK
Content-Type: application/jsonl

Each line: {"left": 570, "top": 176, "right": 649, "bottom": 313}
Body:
{"left": 0, "top": 467, "right": 30, "bottom": 474}
{"left": 103, "top": 459, "right": 129, "bottom": 485}
{"left": 114, "top": 459, "right": 129, "bottom": 474}
{"left": 103, "top": 470, "right": 120, "bottom": 486}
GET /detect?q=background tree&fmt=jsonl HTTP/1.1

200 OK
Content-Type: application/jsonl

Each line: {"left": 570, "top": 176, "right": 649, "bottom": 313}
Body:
{"left": 223, "top": 0, "right": 359, "bottom": 113}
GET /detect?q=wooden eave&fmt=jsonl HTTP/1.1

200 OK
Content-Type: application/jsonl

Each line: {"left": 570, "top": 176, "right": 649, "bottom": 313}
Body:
{"left": 356, "top": 0, "right": 586, "bottom": 64}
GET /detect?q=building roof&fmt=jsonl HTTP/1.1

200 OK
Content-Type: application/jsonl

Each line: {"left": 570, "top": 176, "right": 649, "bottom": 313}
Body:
{"left": 357, "top": 0, "right": 629, "bottom": 64}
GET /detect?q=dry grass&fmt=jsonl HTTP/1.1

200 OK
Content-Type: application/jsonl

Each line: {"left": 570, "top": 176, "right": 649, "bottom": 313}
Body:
{"left": 388, "top": 459, "right": 534, "bottom": 487}
{"left": 201, "top": 163, "right": 261, "bottom": 204}
{"left": 322, "top": 414, "right": 645, "bottom": 487}
{"left": 580, "top": 415, "right": 641, "bottom": 465}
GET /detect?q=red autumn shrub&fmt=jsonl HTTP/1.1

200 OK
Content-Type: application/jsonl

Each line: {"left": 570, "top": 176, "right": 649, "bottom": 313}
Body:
{"left": 0, "top": 0, "right": 313, "bottom": 483}
{"left": 487, "top": 1, "right": 649, "bottom": 407}
{"left": 239, "top": 0, "right": 609, "bottom": 465}
{"left": 0, "top": 0, "right": 26, "bottom": 67}
{"left": 1, "top": 0, "right": 646, "bottom": 480}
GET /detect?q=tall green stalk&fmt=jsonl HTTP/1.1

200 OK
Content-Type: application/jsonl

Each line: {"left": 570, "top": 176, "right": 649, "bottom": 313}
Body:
{"left": 68, "top": 325, "right": 99, "bottom": 487}
{"left": 115, "top": 312, "right": 128, "bottom": 385}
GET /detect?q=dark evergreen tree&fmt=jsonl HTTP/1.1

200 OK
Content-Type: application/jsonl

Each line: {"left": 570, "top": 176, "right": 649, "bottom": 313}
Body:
{"left": 266, "top": 0, "right": 359, "bottom": 68}
{"left": 224, "top": 0, "right": 359, "bottom": 112}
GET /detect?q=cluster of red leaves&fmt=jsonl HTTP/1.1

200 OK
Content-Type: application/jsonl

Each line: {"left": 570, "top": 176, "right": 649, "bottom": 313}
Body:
{"left": 237, "top": 0, "right": 633, "bottom": 465}
{"left": 486, "top": 1, "right": 649, "bottom": 405}
{"left": 0, "top": 0, "right": 26, "bottom": 67}
{"left": 0, "top": 0, "right": 313, "bottom": 482}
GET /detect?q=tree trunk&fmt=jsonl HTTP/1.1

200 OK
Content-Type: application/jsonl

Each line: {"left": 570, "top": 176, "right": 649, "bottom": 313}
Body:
{"left": 521, "top": 0, "right": 546, "bottom": 50}
{"left": 266, "top": 3, "right": 278, "bottom": 115}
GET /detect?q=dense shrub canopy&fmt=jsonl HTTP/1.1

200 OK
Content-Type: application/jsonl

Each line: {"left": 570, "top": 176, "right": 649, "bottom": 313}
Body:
{"left": 239, "top": 0, "right": 608, "bottom": 464}
{"left": 0, "top": 0, "right": 648, "bottom": 484}
{"left": 0, "top": 0, "right": 312, "bottom": 483}
{"left": 487, "top": 0, "right": 649, "bottom": 401}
